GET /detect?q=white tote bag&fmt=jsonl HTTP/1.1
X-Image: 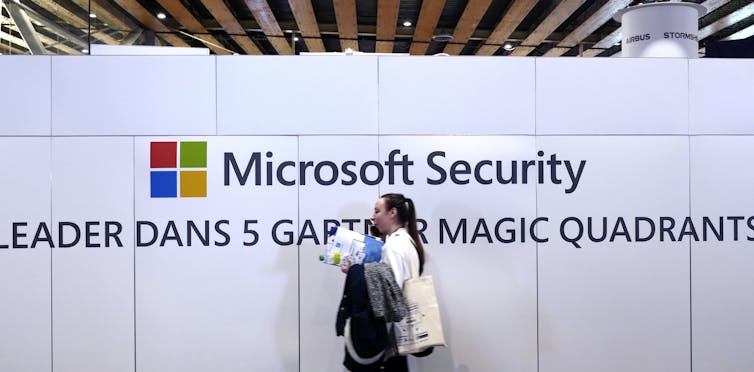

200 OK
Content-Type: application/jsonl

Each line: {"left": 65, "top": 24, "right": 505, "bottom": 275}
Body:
{"left": 395, "top": 275, "right": 446, "bottom": 355}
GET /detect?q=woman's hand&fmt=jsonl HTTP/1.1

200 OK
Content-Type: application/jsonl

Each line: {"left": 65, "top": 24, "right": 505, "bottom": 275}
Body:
{"left": 340, "top": 256, "right": 352, "bottom": 274}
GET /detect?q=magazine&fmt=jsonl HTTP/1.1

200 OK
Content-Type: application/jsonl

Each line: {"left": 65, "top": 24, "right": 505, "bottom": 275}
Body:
{"left": 320, "top": 226, "right": 383, "bottom": 266}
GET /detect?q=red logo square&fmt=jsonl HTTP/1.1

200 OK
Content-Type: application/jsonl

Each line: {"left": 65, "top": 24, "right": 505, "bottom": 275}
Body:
{"left": 151, "top": 142, "right": 177, "bottom": 168}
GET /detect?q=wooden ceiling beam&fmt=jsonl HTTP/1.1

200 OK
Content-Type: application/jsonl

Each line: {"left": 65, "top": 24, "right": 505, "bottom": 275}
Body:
{"left": 156, "top": 0, "right": 232, "bottom": 54}
{"left": 700, "top": 0, "right": 733, "bottom": 18}
{"left": 158, "top": 33, "right": 191, "bottom": 48}
{"left": 242, "top": 1, "right": 292, "bottom": 55}
{"left": 29, "top": 0, "right": 85, "bottom": 29}
{"left": 581, "top": 46, "right": 609, "bottom": 57}
{"left": 110, "top": 0, "right": 189, "bottom": 47}
{"left": 229, "top": 34, "right": 263, "bottom": 55}
{"left": 543, "top": 0, "right": 631, "bottom": 57}
{"left": 724, "top": 23, "right": 754, "bottom": 40}
{"left": 0, "top": 35, "right": 29, "bottom": 55}
{"left": 38, "top": 35, "right": 83, "bottom": 55}
{"left": 510, "top": 0, "right": 587, "bottom": 56}
{"left": 584, "top": 28, "right": 620, "bottom": 55}
{"left": 333, "top": 0, "right": 359, "bottom": 51}
{"left": 476, "top": 0, "right": 537, "bottom": 55}
{"left": 0, "top": 15, "right": 31, "bottom": 53}
{"left": 1, "top": 13, "right": 82, "bottom": 54}
{"left": 90, "top": 29, "right": 122, "bottom": 44}
{"left": 198, "top": 0, "right": 262, "bottom": 54}
{"left": 265, "top": 36, "right": 292, "bottom": 55}
{"left": 111, "top": 0, "right": 169, "bottom": 33}
{"left": 376, "top": 0, "right": 400, "bottom": 53}
{"left": 90, "top": 30, "right": 123, "bottom": 46}
{"left": 546, "top": 46, "right": 570, "bottom": 55}
{"left": 28, "top": 0, "right": 120, "bottom": 45}
{"left": 409, "top": 0, "right": 445, "bottom": 55}
{"left": 11, "top": 2, "right": 89, "bottom": 49}
{"left": 67, "top": 0, "right": 135, "bottom": 33}
{"left": 443, "top": 0, "right": 493, "bottom": 55}
{"left": 0, "top": 39, "right": 28, "bottom": 54}
{"left": 288, "top": 0, "right": 325, "bottom": 52}
{"left": 699, "top": 2, "right": 754, "bottom": 40}
{"left": 510, "top": 45, "right": 535, "bottom": 56}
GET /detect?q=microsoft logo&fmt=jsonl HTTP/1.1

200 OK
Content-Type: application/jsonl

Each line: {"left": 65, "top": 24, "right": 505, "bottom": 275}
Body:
{"left": 150, "top": 141, "right": 207, "bottom": 198}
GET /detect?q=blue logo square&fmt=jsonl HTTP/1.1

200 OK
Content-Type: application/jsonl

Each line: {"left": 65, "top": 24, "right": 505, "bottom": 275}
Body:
{"left": 151, "top": 171, "right": 177, "bottom": 198}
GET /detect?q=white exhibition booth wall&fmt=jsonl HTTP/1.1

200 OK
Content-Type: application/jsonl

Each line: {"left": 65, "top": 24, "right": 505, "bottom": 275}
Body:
{"left": 1, "top": 55, "right": 753, "bottom": 372}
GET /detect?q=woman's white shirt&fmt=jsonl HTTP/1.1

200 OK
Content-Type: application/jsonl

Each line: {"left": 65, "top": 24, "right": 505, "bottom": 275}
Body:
{"left": 381, "top": 227, "right": 419, "bottom": 289}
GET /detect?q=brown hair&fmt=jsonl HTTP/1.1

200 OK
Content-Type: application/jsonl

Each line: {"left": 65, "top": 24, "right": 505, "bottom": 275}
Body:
{"left": 381, "top": 193, "right": 425, "bottom": 274}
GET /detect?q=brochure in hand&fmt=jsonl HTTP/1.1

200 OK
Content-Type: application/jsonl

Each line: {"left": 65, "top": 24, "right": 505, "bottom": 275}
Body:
{"left": 320, "top": 226, "right": 383, "bottom": 266}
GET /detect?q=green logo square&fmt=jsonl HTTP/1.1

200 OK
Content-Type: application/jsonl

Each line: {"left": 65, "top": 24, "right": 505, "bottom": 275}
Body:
{"left": 180, "top": 141, "right": 207, "bottom": 168}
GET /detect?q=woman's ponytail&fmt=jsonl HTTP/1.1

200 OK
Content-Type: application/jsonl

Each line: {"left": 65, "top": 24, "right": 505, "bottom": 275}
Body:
{"left": 381, "top": 193, "right": 425, "bottom": 274}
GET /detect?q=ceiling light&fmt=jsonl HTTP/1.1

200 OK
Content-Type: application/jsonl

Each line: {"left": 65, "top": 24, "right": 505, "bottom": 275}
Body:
{"left": 82, "top": 49, "right": 88, "bottom": 53}
{"left": 432, "top": 34, "right": 453, "bottom": 42}
{"left": 157, "top": 12, "right": 166, "bottom": 20}
{"left": 403, "top": 21, "right": 412, "bottom": 27}
{"left": 89, "top": 13, "right": 96, "bottom": 18}
{"left": 503, "top": 43, "right": 514, "bottom": 51}
{"left": 294, "top": 37, "right": 299, "bottom": 41}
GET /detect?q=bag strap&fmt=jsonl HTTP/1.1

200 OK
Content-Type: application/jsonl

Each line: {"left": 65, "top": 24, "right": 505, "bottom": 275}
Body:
{"left": 407, "top": 234, "right": 419, "bottom": 280}
{"left": 344, "top": 318, "right": 385, "bottom": 365}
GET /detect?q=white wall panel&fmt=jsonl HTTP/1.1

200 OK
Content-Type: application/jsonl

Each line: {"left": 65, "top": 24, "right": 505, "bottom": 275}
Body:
{"left": 134, "top": 137, "right": 298, "bottom": 372}
{"left": 217, "top": 56, "right": 378, "bottom": 135}
{"left": 537, "top": 136, "right": 690, "bottom": 372}
{"left": 297, "top": 136, "right": 379, "bottom": 371}
{"left": 0, "top": 57, "right": 51, "bottom": 135}
{"left": 379, "top": 136, "right": 538, "bottom": 372}
{"left": 691, "top": 136, "right": 754, "bottom": 371}
{"left": 51, "top": 56, "right": 215, "bottom": 135}
{"left": 0, "top": 138, "right": 51, "bottom": 372}
{"left": 690, "top": 59, "right": 754, "bottom": 134}
{"left": 51, "top": 137, "right": 134, "bottom": 372}
{"left": 379, "top": 57, "right": 535, "bottom": 135}
{"left": 536, "top": 58, "right": 689, "bottom": 135}
{"left": 7, "top": 54, "right": 754, "bottom": 371}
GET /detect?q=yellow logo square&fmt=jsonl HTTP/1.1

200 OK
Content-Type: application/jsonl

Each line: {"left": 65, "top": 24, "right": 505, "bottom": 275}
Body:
{"left": 180, "top": 170, "right": 207, "bottom": 197}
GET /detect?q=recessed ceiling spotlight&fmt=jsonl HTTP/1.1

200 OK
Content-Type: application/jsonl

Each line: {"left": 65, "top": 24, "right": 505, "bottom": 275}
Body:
{"left": 432, "top": 34, "right": 453, "bottom": 42}
{"left": 89, "top": 13, "right": 96, "bottom": 18}
{"left": 81, "top": 49, "right": 89, "bottom": 54}
{"left": 503, "top": 43, "right": 514, "bottom": 51}
{"left": 403, "top": 21, "right": 412, "bottom": 27}
{"left": 294, "top": 36, "right": 299, "bottom": 41}
{"left": 157, "top": 12, "right": 166, "bottom": 20}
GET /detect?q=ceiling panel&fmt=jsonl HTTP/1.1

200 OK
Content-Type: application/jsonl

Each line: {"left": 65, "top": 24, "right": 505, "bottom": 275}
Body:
{"left": 2, "top": 0, "right": 751, "bottom": 56}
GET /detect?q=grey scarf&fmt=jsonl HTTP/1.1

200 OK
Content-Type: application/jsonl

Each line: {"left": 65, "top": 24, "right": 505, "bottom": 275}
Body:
{"left": 364, "top": 262, "right": 407, "bottom": 360}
